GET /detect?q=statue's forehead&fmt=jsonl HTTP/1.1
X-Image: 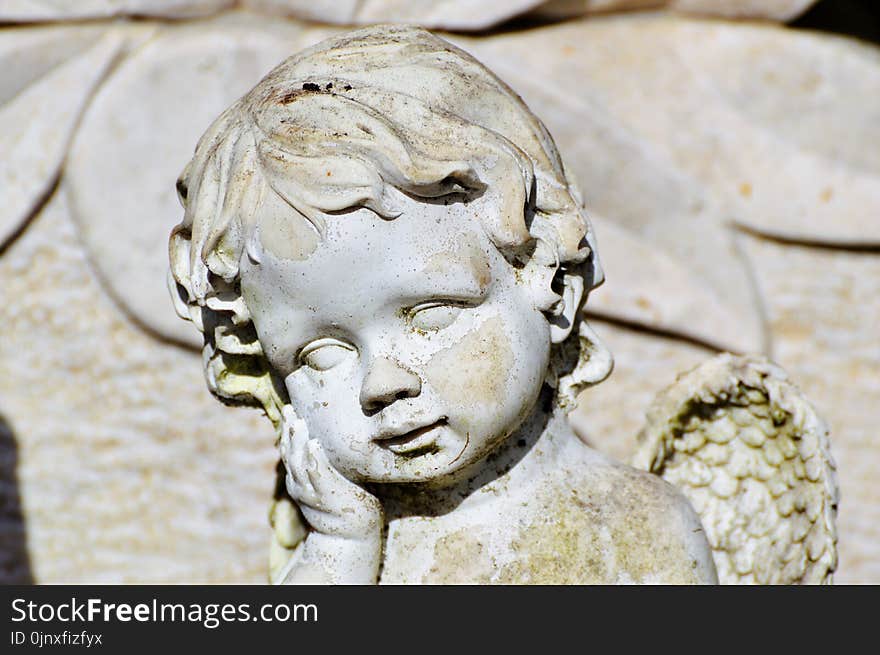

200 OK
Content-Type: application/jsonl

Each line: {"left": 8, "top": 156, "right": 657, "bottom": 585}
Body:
{"left": 250, "top": 195, "right": 498, "bottom": 320}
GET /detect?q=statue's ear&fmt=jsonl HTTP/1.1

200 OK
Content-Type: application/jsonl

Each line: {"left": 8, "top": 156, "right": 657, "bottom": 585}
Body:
{"left": 549, "top": 273, "right": 584, "bottom": 344}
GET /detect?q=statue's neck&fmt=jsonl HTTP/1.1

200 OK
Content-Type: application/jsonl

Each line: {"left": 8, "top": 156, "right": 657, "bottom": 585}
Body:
{"left": 373, "top": 389, "right": 576, "bottom": 520}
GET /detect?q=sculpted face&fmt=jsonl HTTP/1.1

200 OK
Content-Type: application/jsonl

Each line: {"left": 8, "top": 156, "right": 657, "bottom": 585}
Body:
{"left": 240, "top": 188, "right": 553, "bottom": 484}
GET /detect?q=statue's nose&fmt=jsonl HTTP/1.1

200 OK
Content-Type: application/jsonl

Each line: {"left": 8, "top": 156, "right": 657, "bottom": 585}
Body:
{"left": 359, "top": 357, "right": 422, "bottom": 413}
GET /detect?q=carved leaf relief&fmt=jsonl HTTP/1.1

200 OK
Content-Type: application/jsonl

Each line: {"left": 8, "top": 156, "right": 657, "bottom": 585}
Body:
{"left": 66, "top": 18, "right": 323, "bottom": 348}
{"left": 0, "top": 0, "right": 232, "bottom": 22}
{"left": 242, "top": 0, "right": 818, "bottom": 31}
{"left": 0, "top": 26, "right": 127, "bottom": 249}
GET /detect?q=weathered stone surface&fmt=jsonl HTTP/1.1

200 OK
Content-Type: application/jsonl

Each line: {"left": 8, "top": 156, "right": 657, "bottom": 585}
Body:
{"left": 242, "top": 0, "right": 817, "bottom": 31}
{"left": 164, "top": 24, "right": 717, "bottom": 585}
{"left": 0, "top": 188, "right": 277, "bottom": 583}
{"left": 572, "top": 323, "right": 711, "bottom": 465}
{"left": 631, "top": 353, "right": 838, "bottom": 584}
{"left": 458, "top": 16, "right": 880, "bottom": 248}
{"left": 456, "top": 19, "right": 768, "bottom": 352}
{"left": 574, "top": 234, "right": 880, "bottom": 584}
{"left": 587, "top": 215, "right": 758, "bottom": 352}
{"left": 0, "top": 26, "right": 127, "bottom": 250}
{"left": 70, "top": 13, "right": 838, "bottom": 355}
{"left": 664, "top": 0, "right": 815, "bottom": 20}
{"left": 0, "top": 9, "right": 877, "bottom": 584}
{"left": 66, "top": 15, "right": 330, "bottom": 348}
{"left": 740, "top": 235, "right": 880, "bottom": 585}
{"left": 0, "top": 0, "right": 231, "bottom": 22}
{"left": 57, "top": 13, "right": 880, "bottom": 354}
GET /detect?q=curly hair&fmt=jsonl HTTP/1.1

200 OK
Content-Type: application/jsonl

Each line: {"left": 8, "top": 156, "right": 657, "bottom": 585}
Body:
{"left": 169, "top": 24, "right": 609, "bottom": 435}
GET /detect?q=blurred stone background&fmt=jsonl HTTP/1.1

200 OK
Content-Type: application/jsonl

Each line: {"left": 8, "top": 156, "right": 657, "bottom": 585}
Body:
{"left": 1, "top": 0, "right": 877, "bottom": 583}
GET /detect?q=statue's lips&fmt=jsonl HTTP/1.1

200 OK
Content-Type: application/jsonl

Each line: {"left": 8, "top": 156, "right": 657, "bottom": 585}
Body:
{"left": 373, "top": 418, "right": 448, "bottom": 455}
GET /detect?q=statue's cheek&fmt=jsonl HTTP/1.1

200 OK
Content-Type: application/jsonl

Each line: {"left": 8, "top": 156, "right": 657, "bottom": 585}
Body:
{"left": 422, "top": 316, "right": 514, "bottom": 419}
{"left": 285, "top": 369, "right": 352, "bottom": 426}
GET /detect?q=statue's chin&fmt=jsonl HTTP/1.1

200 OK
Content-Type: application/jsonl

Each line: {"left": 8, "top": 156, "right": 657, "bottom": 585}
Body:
{"left": 357, "top": 445, "right": 482, "bottom": 487}
{"left": 365, "top": 429, "right": 529, "bottom": 491}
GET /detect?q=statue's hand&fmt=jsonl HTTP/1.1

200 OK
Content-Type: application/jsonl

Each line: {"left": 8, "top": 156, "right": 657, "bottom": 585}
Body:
{"left": 280, "top": 407, "right": 383, "bottom": 542}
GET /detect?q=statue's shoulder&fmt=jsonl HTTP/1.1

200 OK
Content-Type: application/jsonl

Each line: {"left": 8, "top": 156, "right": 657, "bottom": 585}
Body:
{"left": 513, "top": 440, "right": 718, "bottom": 583}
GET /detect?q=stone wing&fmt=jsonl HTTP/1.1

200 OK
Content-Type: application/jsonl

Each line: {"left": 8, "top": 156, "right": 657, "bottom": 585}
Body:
{"left": 631, "top": 353, "right": 838, "bottom": 584}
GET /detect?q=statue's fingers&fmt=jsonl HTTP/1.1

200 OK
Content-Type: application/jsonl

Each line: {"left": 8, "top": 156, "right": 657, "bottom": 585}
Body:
{"left": 284, "top": 470, "right": 318, "bottom": 508}
{"left": 305, "top": 440, "right": 345, "bottom": 501}
{"left": 290, "top": 421, "right": 309, "bottom": 471}
{"left": 279, "top": 407, "right": 301, "bottom": 463}
{"left": 286, "top": 428, "right": 318, "bottom": 504}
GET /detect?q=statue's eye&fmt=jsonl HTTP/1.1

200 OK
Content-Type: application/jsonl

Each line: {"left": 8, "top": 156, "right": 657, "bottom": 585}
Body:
{"left": 298, "top": 339, "right": 355, "bottom": 371}
{"left": 409, "top": 302, "right": 465, "bottom": 331}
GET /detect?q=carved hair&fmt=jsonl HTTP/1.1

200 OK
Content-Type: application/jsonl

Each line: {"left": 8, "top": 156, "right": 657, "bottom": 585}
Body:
{"left": 169, "top": 24, "right": 609, "bottom": 434}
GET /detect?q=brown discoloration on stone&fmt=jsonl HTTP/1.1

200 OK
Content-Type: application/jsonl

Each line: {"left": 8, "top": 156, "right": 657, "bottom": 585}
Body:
{"left": 256, "top": 190, "right": 319, "bottom": 262}
{"left": 422, "top": 235, "right": 491, "bottom": 291}
{"left": 423, "top": 528, "right": 495, "bottom": 583}
{"left": 497, "top": 466, "right": 707, "bottom": 584}
{"left": 424, "top": 317, "right": 512, "bottom": 410}
{"left": 277, "top": 83, "right": 326, "bottom": 105}
{"left": 380, "top": 450, "right": 713, "bottom": 584}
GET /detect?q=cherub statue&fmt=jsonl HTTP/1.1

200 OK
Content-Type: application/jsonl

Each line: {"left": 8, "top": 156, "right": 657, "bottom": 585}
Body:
{"left": 168, "top": 25, "right": 837, "bottom": 584}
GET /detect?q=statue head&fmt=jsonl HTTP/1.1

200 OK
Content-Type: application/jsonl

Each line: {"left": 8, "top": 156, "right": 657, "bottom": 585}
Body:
{"left": 169, "top": 24, "right": 612, "bottom": 484}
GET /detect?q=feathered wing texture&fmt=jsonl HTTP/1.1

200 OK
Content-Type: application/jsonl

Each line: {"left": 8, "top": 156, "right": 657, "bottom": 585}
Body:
{"left": 630, "top": 354, "right": 839, "bottom": 584}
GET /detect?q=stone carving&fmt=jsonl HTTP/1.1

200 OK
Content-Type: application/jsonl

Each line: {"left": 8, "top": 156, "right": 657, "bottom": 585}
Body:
{"left": 66, "top": 15, "right": 307, "bottom": 347}
{"left": 29, "top": 12, "right": 876, "bottom": 359}
{"left": 0, "top": 26, "right": 125, "bottom": 249}
{"left": 458, "top": 16, "right": 880, "bottom": 249}
{"left": 168, "top": 25, "right": 837, "bottom": 583}
{"left": 0, "top": 1, "right": 232, "bottom": 22}
{"left": 3, "top": 1, "right": 874, "bottom": 586}
{"left": 9, "top": 12, "right": 873, "bottom": 359}
{"left": 0, "top": 1, "right": 818, "bottom": 29}
{"left": 242, "top": 0, "right": 818, "bottom": 31}
{"left": 632, "top": 354, "right": 838, "bottom": 584}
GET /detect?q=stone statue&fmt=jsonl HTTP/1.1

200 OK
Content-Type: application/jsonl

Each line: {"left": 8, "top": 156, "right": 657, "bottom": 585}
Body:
{"left": 168, "top": 25, "right": 837, "bottom": 584}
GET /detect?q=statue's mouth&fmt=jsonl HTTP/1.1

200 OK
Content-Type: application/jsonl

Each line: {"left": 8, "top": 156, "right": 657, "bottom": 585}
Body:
{"left": 374, "top": 418, "right": 448, "bottom": 456}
